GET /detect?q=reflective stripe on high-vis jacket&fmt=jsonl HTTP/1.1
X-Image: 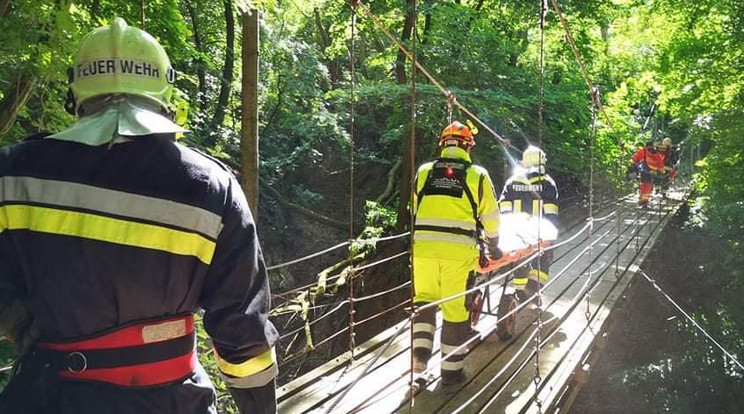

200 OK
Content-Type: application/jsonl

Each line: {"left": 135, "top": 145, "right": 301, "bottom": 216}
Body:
{"left": 215, "top": 347, "right": 276, "bottom": 378}
{"left": 1, "top": 176, "right": 223, "bottom": 238}
{"left": 544, "top": 203, "right": 559, "bottom": 215}
{"left": 0, "top": 204, "right": 217, "bottom": 264}
{"left": 0, "top": 176, "right": 223, "bottom": 264}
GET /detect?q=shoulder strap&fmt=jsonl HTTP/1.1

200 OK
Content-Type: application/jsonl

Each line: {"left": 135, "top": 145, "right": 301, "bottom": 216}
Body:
{"left": 416, "top": 158, "right": 480, "bottom": 225}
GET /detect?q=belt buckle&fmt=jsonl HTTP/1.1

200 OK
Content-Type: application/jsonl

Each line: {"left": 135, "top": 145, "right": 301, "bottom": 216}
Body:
{"left": 66, "top": 351, "right": 87, "bottom": 374}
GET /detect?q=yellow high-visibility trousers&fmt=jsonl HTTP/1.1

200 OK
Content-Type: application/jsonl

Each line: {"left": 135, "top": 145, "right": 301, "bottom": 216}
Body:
{"left": 413, "top": 256, "right": 477, "bottom": 323}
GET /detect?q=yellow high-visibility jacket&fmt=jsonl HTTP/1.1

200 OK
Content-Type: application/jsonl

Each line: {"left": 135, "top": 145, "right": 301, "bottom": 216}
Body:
{"left": 412, "top": 146, "right": 500, "bottom": 260}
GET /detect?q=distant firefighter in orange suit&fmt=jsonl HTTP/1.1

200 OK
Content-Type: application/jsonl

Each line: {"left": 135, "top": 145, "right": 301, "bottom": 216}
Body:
{"left": 631, "top": 141, "right": 665, "bottom": 207}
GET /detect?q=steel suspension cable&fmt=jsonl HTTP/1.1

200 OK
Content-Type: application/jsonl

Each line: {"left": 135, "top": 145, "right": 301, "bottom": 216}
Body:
{"left": 271, "top": 249, "right": 407, "bottom": 301}
{"left": 585, "top": 90, "right": 598, "bottom": 329}
{"left": 355, "top": 0, "right": 521, "bottom": 153}
{"left": 548, "top": 0, "right": 619, "bottom": 137}
{"left": 638, "top": 269, "right": 744, "bottom": 371}
{"left": 267, "top": 232, "right": 409, "bottom": 272}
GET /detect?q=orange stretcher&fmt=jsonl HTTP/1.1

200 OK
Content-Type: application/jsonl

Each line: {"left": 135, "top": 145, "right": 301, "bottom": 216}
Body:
{"left": 468, "top": 241, "right": 552, "bottom": 340}
{"left": 476, "top": 241, "right": 551, "bottom": 274}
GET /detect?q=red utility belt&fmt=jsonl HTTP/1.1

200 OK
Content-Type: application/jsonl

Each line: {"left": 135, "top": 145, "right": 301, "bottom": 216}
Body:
{"left": 36, "top": 315, "right": 196, "bottom": 387}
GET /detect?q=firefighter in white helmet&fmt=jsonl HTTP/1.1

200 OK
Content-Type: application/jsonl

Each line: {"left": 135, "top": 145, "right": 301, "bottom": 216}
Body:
{"left": 499, "top": 145, "right": 559, "bottom": 300}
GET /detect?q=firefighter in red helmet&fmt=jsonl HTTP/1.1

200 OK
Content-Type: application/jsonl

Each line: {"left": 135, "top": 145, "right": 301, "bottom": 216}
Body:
{"left": 410, "top": 121, "right": 502, "bottom": 386}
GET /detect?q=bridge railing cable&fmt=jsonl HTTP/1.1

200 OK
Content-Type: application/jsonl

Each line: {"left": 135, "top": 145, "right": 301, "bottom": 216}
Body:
{"left": 638, "top": 269, "right": 744, "bottom": 371}
{"left": 267, "top": 232, "right": 409, "bottom": 272}
{"left": 345, "top": 212, "right": 641, "bottom": 412}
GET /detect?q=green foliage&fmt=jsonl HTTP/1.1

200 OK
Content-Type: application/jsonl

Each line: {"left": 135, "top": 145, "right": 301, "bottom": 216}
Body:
{"left": 2, "top": 0, "right": 744, "bottom": 403}
{"left": 0, "top": 341, "right": 15, "bottom": 389}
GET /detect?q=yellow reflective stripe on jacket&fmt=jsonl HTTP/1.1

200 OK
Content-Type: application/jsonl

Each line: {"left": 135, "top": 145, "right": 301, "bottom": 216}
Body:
{"left": 529, "top": 269, "right": 549, "bottom": 281}
{"left": 215, "top": 347, "right": 276, "bottom": 378}
{"left": 529, "top": 175, "right": 544, "bottom": 184}
{"left": 499, "top": 200, "right": 513, "bottom": 213}
{"left": 514, "top": 199, "right": 522, "bottom": 213}
{"left": 532, "top": 200, "right": 541, "bottom": 217}
{"left": 544, "top": 203, "right": 559, "bottom": 215}
{"left": 1, "top": 176, "right": 223, "bottom": 239}
{"left": 0, "top": 204, "right": 216, "bottom": 264}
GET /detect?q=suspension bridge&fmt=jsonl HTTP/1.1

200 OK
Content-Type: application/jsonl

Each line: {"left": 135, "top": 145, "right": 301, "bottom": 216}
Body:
{"left": 274, "top": 187, "right": 689, "bottom": 413}
{"left": 261, "top": 0, "right": 723, "bottom": 412}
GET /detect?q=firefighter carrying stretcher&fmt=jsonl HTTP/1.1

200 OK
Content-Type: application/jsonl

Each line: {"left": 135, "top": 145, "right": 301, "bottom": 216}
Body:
{"left": 0, "top": 19, "right": 277, "bottom": 414}
{"left": 498, "top": 146, "right": 560, "bottom": 302}
{"left": 411, "top": 121, "right": 502, "bottom": 386}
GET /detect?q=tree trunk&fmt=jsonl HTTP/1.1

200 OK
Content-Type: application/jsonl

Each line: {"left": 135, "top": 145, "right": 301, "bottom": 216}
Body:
{"left": 185, "top": 0, "right": 207, "bottom": 114}
{"left": 241, "top": 9, "right": 259, "bottom": 214}
{"left": 395, "top": 0, "right": 415, "bottom": 84}
{"left": 375, "top": 158, "right": 402, "bottom": 205}
{"left": 0, "top": 73, "right": 37, "bottom": 143}
{"left": 0, "top": 0, "right": 11, "bottom": 17}
{"left": 396, "top": 127, "right": 415, "bottom": 230}
{"left": 314, "top": 8, "right": 340, "bottom": 87}
{"left": 211, "top": 0, "right": 235, "bottom": 141}
{"left": 90, "top": 0, "right": 100, "bottom": 18}
{"left": 395, "top": 0, "right": 417, "bottom": 229}
{"left": 260, "top": 178, "right": 349, "bottom": 230}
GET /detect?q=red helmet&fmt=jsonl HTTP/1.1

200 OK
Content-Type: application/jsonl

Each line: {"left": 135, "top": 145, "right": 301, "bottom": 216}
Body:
{"left": 439, "top": 121, "right": 475, "bottom": 147}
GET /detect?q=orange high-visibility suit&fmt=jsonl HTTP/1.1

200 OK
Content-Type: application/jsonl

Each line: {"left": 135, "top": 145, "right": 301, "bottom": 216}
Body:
{"left": 632, "top": 146, "right": 665, "bottom": 206}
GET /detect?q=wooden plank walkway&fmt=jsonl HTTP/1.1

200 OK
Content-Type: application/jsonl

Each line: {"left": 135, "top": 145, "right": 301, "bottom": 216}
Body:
{"left": 277, "top": 187, "right": 688, "bottom": 414}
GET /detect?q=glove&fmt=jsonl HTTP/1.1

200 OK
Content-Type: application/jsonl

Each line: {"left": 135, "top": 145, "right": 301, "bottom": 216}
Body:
{"left": 0, "top": 300, "right": 41, "bottom": 353}
{"left": 487, "top": 237, "right": 503, "bottom": 261}
{"left": 626, "top": 165, "right": 637, "bottom": 182}
{"left": 228, "top": 380, "right": 277, "bottom": 414}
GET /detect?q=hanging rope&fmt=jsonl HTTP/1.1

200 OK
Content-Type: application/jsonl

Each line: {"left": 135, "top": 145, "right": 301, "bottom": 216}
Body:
{"left": 533, "top": 1, "right": 548, "bottom": 411}
{"left": 407, "top": 0, "right": 417, "bottom": 411}
{"left": 615, "top": 143, "right": 625, "bottom": 278}
{"left": 347, "top": 0, "right": 358, "bottom": 361}
{"left": 586, "top": 90, "right": 598, "bottom": 324}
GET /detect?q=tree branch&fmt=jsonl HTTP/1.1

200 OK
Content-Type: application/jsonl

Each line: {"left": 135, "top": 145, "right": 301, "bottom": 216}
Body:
{"left": 0, "top": 72, "right": 37, "bottom": 143}
{"left": 260, "top": 178, "right": 349, "bottom": 230}
{"left": 375, "top": 158, "right": 402, "bottom": 204}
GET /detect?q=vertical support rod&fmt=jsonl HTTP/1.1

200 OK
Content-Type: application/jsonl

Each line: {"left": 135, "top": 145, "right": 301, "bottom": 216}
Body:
{"left": 615, "top": 149, "right": 624, "bottom": 278}
{"left": 241, "top": 9, "right": 260, "bottom": 213}
{"left": 587, "top": 93, "right": 597, "bottom": 320}
{"left": 534, "top": 1, "right": 548, "bottom": 411}
{"left": 408, "top": 1, "right": 417, "bottom": 412}
{"left": 347, "top": 3, "right": 357, "bottom": 361}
